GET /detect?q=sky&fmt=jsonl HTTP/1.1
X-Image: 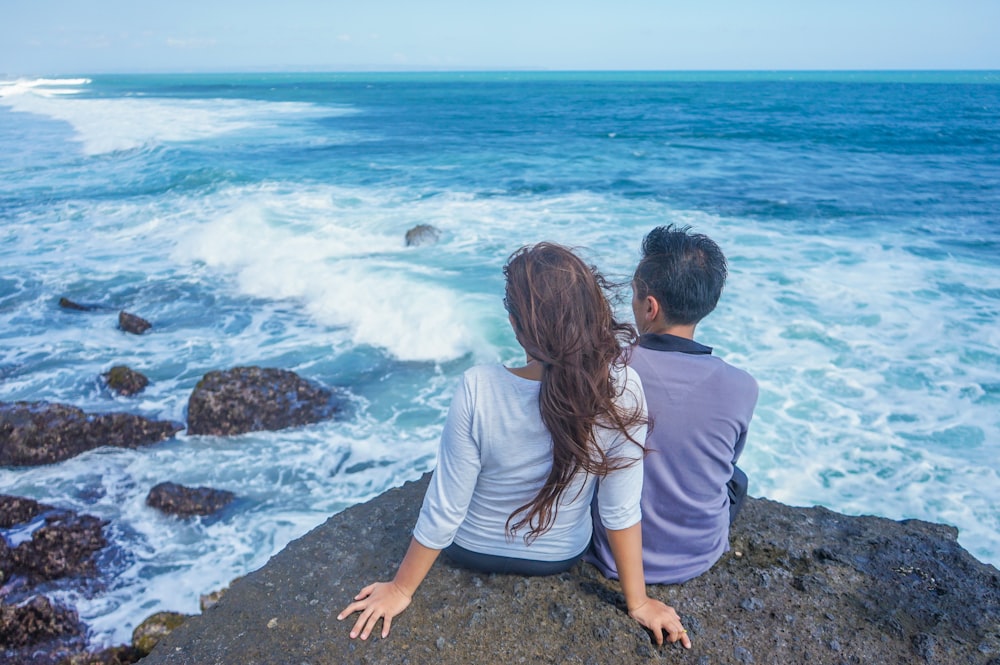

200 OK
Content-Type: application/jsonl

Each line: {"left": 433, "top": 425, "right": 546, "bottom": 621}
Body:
{"left": 2, "top": 0, "right": 999, "bottom": 75}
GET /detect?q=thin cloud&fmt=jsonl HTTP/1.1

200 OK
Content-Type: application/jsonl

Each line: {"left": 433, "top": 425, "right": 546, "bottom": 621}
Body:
{"left": 166, "top": 37, "right": 218, "bottom": 49}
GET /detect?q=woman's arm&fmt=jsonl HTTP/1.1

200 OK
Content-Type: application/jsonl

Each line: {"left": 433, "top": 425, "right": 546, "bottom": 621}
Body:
{"left": 337, "top": 538, "right": 440, "bottom": 640}
{"left": 605, "top": 523, "right": 692, "bottom": 649}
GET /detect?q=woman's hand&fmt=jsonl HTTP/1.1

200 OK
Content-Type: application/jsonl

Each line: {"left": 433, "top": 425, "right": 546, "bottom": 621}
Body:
{"left": 628, "top": 597, "right": 692, "bottom": 648}
{"left": 337, "top": 581, "right": 412, "bottom": 640}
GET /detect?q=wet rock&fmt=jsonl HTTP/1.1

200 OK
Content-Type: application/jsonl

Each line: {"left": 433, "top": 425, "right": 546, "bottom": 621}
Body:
{"left": 200, "top": 577, "right": 241, "bottom": 612}
{"left": 404, "top": 224, "right": 441, "bottom": 247}
{"left": 140, "top": 475, "right": 1000, "bottom": 665}
{"left": 101, "top": 366, "right": 149, "bottom": 397}
{"left": 12, "top": 512, "right": 108, "bottom": 582}
{"left": 186, "top": 366, "right": 343, "bottom": 436}
{"left": 58, "top": 298, "right": 100, "bottom": 312}
{"left": 0, "top": 595, "right": 85, "bottom": 656}
{"left": 1, "top": 494, "right": 54, "bottom": 528}
{"left": 146, "top": 482, "right": 235, "bottom": 517}
{"left": 131, "top": 611, "right": 190, "bottom": 657}
{"left": 0, "top": 401, "right": 183, "bottom": 466}
{"left": 56, "top": 644, "right": 142, "bottom": 665}
{"left": 117, "top": 311, "right": 151, "bottom": 335}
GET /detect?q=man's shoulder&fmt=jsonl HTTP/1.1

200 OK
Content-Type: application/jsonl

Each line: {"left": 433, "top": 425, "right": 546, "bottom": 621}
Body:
{"left": 630, "top": 345, "right": 758, "bottom": 394}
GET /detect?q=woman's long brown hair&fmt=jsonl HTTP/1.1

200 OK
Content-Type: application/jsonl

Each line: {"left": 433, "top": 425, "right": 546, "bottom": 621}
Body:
{"left": 503, "top": 243, "right": 646, "bottom": 544}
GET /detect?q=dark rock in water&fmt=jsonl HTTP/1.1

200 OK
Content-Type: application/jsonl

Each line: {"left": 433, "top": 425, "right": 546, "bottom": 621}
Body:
{"left": 101, "top": 366, "right": 149, "bottom": 397}
{"left": 186, "top": 366, "right": 343, "bottom": 436}
{"left": 0, "top": 536, "right": 10, "bottom": 584}
{"left": 404, "top": 223, "right": 441, "bottom": 247}
{"left": 57, "top": 298, "right": 100, "bottom": 312}
{"left": 0, "top": 401, "right": 183, "bottom": 467}
{"left": 131, "top": 611, "right": 190, "bottom": 657}
{"left": 146, "top": 482, "right": 235, "bottom": 517}
{"left": 117, "top": 311, "right": 151, "bottom": 335}
{"left": 11, "top": 511, "right": 108, "bottom": 582}
{"left": 141, "top": 474, "right": 1000, "bottom": 665}
{"left": 1, "top": 494, "right": 54, "bottom": 529}
{"left": 0, "top": 595, "right": 85, "bottom": 661}
{"left": 56, "top": 644, "right": 142, "bottom": 665}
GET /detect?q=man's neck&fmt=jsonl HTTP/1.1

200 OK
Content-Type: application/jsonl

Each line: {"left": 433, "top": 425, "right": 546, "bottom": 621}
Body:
{"left": 641, "top": 323, "right": 697, "bottom": 340}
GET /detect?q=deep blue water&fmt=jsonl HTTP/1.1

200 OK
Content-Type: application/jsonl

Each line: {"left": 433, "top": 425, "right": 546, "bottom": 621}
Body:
{"left": 1, "top": 71, "right": 998, "bottom": 646}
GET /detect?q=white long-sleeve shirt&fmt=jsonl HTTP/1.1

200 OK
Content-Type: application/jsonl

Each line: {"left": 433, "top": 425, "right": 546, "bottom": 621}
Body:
{"left": 413, "top": 363, "right": 646, "bottom": 561}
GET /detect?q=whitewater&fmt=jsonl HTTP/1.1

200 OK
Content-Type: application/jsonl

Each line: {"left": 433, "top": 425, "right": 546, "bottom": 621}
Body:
{"left": 1, "top": 72, "right": 998, "bottom": 647}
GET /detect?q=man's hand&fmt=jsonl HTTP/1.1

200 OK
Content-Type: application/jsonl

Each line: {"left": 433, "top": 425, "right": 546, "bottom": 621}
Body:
{"left": 628, "top": 597, "right": 692, "bottom": 649}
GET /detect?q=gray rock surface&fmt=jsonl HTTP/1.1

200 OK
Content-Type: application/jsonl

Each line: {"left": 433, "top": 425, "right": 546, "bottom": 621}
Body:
{"left": 0, "top": 401, "right": 183, "bottom": 466}
{"left": 186, "top": 366, "right": 344, "bottom": 436}
{"left": 143, "top": 473, "right": 1000, "bottom": 665}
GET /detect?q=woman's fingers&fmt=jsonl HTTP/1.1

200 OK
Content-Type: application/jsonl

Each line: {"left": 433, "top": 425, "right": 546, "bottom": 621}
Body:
{"left": 381, "top": 614, "right": 393, "bottom": 638}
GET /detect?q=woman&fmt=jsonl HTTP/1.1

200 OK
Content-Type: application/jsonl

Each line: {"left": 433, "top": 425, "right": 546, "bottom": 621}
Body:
{"left": 338, "top": 243, "right": 691, "bottom": 648}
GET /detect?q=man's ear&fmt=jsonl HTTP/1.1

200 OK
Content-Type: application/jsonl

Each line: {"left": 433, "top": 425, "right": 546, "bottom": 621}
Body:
{"left": 643, "top": 295, "right": 661, "bottom": 324}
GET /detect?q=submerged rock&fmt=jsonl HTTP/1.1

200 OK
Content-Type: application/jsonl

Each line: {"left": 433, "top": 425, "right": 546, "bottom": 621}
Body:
{"left": 57, "top": 298, "right": 101, "bottom": 312}
{"left": 11, "top": 512, "right": 108, "bottom": 582}
{"left": 56, "top": 644, "right": 142, "bottom": 665}
{"left": 1, "top": 494, "right": 54, "bottom": 529}
{"left": 186, "top": 366, "right": 343, "bottom": 436}
{"left": 404, "top": 223, "right": 441, "bottom": 247}
{"left": 131, "top": 611, "right": 191, "bottom": 657}
{"left": 117, "top": 311, "right": 151, "bottom": 335}
{"left": 101, "top": 365, "right": 149, "bottom": 397}
{"left": 146, "top": 482, "right": 235, "bottom": 517}
{"left": 0, "top": 595, "right": 86, "bottom": 663}
{"left": 141, "top": 474, "right": 1000, "bottom": 665}
{"left": 0, "top": 401, "right": 183, "bottom": 466}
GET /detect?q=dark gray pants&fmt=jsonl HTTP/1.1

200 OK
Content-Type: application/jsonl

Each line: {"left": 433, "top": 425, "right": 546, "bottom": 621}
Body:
{"left": 444, "top": 543, "right": 585, "bottom": 576}
{"left": 727, "top": 465, "right": 748, "bottom": 524}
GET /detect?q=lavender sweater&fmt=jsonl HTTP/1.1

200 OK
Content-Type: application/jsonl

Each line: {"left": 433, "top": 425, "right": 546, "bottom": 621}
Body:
{"left": 589, "top": 334, "right": 758, "bottom": 584}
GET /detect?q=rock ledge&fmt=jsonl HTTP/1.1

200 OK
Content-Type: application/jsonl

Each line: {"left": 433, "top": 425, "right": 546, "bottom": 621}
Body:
{"left": 143, "top": 474, "right": 1000, "bottom": 665}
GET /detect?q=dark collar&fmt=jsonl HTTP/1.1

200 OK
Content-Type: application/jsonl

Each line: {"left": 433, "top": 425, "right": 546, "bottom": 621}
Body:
{"left": 637, "top": 333, "right": 713, "bottom": 355}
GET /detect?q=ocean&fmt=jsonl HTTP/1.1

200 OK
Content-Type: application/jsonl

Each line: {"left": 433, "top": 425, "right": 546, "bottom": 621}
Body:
{"left": 1, "top": 71, "right": 998, "bottom": 647}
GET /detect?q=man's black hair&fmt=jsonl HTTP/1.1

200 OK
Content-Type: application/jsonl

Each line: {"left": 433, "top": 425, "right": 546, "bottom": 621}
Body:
{"left": 633, "top": 224, "right": 728, "bottom": 326}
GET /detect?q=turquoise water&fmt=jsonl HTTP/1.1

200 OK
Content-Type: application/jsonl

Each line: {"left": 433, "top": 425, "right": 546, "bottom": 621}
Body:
{"left": 1, "top": 72, "right": 998, "bottom": 646}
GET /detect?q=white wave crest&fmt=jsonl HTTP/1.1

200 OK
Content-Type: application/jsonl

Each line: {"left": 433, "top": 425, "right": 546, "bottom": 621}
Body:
{"left": 0, "top": 79, "right": 348, "bottom": 155}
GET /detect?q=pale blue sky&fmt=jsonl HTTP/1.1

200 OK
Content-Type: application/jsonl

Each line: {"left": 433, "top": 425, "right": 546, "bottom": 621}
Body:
{"left": 3, "top": 0, "right": 999, "bottom": 75}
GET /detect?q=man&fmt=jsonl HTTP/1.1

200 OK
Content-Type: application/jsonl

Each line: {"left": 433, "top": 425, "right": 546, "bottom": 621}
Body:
{"left": 589, "top": 224, "right": 759, "bottom": 584}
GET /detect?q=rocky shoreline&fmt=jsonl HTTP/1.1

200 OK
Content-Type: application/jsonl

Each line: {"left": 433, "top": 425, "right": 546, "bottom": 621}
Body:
{"left": 4, "top": 267, "right": 999, "bottom": 663}
{"left": 137, "top": 473, "right": 1000, "bottom": 665}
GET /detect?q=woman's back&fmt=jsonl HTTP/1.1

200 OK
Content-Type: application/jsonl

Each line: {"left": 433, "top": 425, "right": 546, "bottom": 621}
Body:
{"left": 414, "top": 363, "right": 646, "bottom": 562}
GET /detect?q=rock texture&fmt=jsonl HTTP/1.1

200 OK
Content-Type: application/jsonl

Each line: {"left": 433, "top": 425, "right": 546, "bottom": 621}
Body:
{"left": 146, "top": 482, "right": 235, "bottom": 517}
{"left": 101, "top": 366, "right": 149, "bottom": 397}
{"left": 1, "top": 497, "right": 137, "bottom": 664}
{"left": 0, "top": 595, "right": 86, "bottom": 663}
{"left": 57, "top": 298, "right": 100, "bottom": 312}
{"left": 131, "top": 611, "right": 191, "bottom": 657}
{"left": 0, "top": 401, "right": 183, "bottom": 466}
{"left": 404, "top": 224, "right": 441, "bottom": 247}
{"left": 10, "top": 513, "right": 108, "bottom": 582}
{"left": 142, "top": 473, "right": 1000, "bottom": 665}
{"left": 117, "top": 311, "right": 151, "bottom": 335}
{"left": 186, "top": 366, "right": 343, "bottom": 436}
